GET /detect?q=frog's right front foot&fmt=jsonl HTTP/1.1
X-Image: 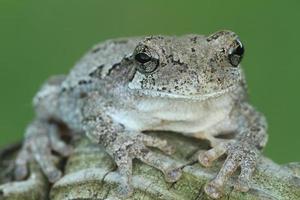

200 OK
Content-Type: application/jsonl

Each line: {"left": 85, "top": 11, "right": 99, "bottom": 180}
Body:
{"left": 108, "top": 133, "right": 182, "bottom": 197}
{"left": 15, "top": 120, "right": 72, "bottom": 183}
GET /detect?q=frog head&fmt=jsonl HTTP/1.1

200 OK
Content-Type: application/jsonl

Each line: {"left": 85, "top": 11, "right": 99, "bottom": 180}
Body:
{"left": 128, "top": 30, "right": 244, "bottom": 100}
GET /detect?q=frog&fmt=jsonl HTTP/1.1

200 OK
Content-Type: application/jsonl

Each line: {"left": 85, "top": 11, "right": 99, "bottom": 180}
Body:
{"left": 11, "top": 30, "right": 268, "bottom": 199}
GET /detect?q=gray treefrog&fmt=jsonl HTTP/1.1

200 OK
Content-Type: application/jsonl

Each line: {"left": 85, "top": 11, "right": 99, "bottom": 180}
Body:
{"left": 11, "top": 30, "right": 267, "bottom": 199}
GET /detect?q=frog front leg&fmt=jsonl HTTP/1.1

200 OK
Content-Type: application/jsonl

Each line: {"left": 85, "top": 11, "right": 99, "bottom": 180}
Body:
{"left": 14, "top": 119, "right": 72, "bottom": 182}
{"left": 198, "top": 103, "right": 268, "bottom": 199}
{"left": 83, "top": 114, "right": 182, "bottom": 197}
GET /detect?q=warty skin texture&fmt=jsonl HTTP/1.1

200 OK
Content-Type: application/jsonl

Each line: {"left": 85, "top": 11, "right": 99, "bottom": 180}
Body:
{"left": 9, "top": 30, "right": 267, "bottom": 199}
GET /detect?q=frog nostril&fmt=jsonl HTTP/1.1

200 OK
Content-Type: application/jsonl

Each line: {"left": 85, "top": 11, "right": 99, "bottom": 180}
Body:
{"left": 228, "top": 39, "right": 244, "bottom": 67}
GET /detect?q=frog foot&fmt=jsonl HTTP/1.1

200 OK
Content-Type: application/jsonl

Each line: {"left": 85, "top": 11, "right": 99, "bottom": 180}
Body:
{"left": 111, "top": 133, "right": 182, "bottom": 197}
{"left": 198, "top": 139, "right": 259, "bottom": 199}
{"left": 14, "top": 120, "right": 72, "bottom": 183}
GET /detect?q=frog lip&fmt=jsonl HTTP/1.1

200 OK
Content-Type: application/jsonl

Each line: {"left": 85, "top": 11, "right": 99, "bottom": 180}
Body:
{"left": 131, "top": 84, "right": 238, "bottom": 101}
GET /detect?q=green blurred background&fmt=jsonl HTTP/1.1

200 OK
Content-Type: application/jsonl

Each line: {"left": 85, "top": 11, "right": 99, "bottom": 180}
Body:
{"left": 0, "top": 0, "right": 299, "bottom": 163}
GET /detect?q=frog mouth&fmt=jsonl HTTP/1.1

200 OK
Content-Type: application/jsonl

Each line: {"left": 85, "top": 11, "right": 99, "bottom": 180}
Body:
{"left": 131, "top": 84, "right": 238, "bottom": 101}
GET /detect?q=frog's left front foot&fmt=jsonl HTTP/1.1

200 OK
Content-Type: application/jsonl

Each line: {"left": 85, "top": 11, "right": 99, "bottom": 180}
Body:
{"left": 198, "top": 140, "right": 259, "bottom": 199}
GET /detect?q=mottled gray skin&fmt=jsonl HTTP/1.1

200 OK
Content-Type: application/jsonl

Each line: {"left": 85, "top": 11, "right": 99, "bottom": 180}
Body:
{"left": 11, "top": 30, "right": 267, "bottom": 199}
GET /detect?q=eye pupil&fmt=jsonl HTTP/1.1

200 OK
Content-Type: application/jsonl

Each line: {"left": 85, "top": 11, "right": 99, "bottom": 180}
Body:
{"left": 135, "top": 53, "right": 151, "bottom": 63}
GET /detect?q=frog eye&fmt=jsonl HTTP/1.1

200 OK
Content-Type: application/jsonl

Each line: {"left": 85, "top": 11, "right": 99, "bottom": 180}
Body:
{"left": 134, "top": 47, "right": 159, "bottom": 74}
{"left": 135, "top": 53, "right": 151, "bottom": 64}
{"left": 228, "top": 39, "right": 244, "bottom": 67}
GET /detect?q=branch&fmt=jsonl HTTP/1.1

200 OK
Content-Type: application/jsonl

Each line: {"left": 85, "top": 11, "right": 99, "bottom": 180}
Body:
{"left": 0, "top": 132, "right": 299, "bottom": 200}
